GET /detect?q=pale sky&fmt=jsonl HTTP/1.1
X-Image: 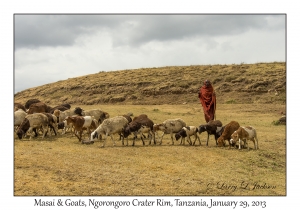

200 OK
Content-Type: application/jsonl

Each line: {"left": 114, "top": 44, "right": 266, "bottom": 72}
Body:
{"left": 14, "top": 14, "right": 286, "bottom": 93}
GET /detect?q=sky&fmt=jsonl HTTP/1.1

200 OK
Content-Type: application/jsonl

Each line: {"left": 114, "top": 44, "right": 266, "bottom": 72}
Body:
{"left": 14, "top": 14, "right": 286, "bottom": 93}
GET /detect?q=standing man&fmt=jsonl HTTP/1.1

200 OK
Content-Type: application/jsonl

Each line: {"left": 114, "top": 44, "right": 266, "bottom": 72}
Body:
{"left": 198, "top": 79, "right": 216, "bottom": 123}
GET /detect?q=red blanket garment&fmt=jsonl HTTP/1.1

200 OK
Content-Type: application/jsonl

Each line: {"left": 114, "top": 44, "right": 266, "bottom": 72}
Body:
{"left": 198, "top": 83, "right": 216, "bottom": 123}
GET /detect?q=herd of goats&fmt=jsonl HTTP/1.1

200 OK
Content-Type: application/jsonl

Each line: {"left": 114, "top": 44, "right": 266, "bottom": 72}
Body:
{"left": 14, "top": 99, "right": 260, "bottom": 150}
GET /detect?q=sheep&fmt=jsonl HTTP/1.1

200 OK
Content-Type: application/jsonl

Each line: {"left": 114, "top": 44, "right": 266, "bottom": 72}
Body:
{"left": 90, "top": 116, "right": 129, "bottom": 147}
{"left": 198, "top": 120, "right": 223, "bottom": 146}
{"left": 175, "top": 126, "right": 200, "bottom": 145}
{"left": 16, "top": 113, "right": 49, "bottom": 140}
{"left": 153, "top": 118, "right": 186, "bottom": 145}
{"left": 230, "top": 126, "right": 259, "bottom": 150}
{"left": 82, "top": 109, "right": 110, "bottom": 124}
{"left": 14, "top": 109, "right": 27, "bottom": 131}
{"left": 217, "top": 121, "right": 240, "bottom": 148}
{"left": 123, "top": 114, "right": 156, "bottom": 146}
{"left": 64, "top": 115, "right": 97, "bottom": 142}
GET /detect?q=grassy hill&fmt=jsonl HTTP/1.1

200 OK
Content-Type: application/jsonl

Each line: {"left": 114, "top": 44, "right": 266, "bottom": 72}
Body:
{"left": 14, "top": 62, "right": 286, "bottom": 105}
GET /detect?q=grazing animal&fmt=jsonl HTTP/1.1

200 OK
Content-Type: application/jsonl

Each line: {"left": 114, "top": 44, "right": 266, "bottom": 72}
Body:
{"left": 27, "top": 102, "right": 48, "bottom": 114}
{"left": 57, "top": 121, "right": 67, "bottom": 130}
{"left": 217, "top": 121, "right": 240, "bottom": 148}
{"left": 175, "top": 126, "right": 200, "bottom": 145}
{"left": 73, "top": 107, "right": 84, "bottom": 116}
{"left": 48, "top": 105, "right": 69, "bottom": 114}
{"left": 60, "top": 103, "right": 71, "bottom": 109}
{"left": 64, "top": 115, "right": 97, "bottom": 141}
{"left": 122, "top": 114, "right": 133, "bottom": 123}
{"left": 90, "top": 116, "right": 129, "bottom": 147}
{"left": 82, "top": 109, "right": 110, "bottom": 124}
{"left": 16, "top": 113, "right": 49, "bottom": 140}
{"left": 153, "top": 118, "right": 186, "bottom": 145}
{"left": 53, "top": 107, "right": 84, "bottom": 134}
{"left": 230, "top": 126, "right": 259, "bottom": 150}
{"left": 24, "top": 99, "right": 41, "bottom": 109}
{"left": 41, "top": 112, "right": 58, "bottom": 136}
{"left": 123, "top": 114, "right": 156, "bottom": 146}
{"left": 117, "top": 114, "right": 133, "bottom": 141}
{"left": 198, "top": 120, "right": 223, "bottom": 146}
{"left": 14, "top": 103, "right": 26, "bottom": 112}
{"left": 278, "top": 112, "right": 286, "bottom": 125}
{"left": 14, "top": 109, "right": 27, "bottom": 131}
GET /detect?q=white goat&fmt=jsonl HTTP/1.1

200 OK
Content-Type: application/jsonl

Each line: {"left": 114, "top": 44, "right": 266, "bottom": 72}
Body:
{"left": 90, "top": 116, "right": 129, "bottom": 147}
{"left": 230, "top": 126, "right": 259, "bottom": 150}
{"left": 153, "top": 118, "right": 186, "bottom": 145}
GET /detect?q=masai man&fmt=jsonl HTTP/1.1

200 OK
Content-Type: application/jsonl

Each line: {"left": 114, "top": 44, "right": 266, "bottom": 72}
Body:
{"left": 198, "top": 79, "right": 216, "bottom": 123}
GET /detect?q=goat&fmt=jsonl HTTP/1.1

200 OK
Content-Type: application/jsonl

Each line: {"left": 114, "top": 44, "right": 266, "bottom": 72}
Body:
{"left": 198, "top": 120, "right": 223, "bottom": 146}
{"left": 64, "top": 115, "right": 97, "bottom": 142}
{"left": 24, "top": 99, "right": 41, "bottom": 109}
{"left": 14, "top": 109, "right": 27, "bottom": 131}
{"left": 27, "top": 102, "right": 48, "bottom": 114}
{"left": 175, "top": 126, "right": 200, "bottom": 145}
{"left": 230, "top": 126, "right": 259, "bottom": 150}
{"left": 217, "top": 121, "right": 240, "bottom": 148}
{"left": 14, "top": 102, "right": 26, "bottom": 112}
{"left": 16, "top": 113, "right": 49, "bottom": 140}
{"left": 82, "top": 109, "right": 110, "bottom": 124}
{"left": 123, "top": 114, "right": 155, "bottom": 146}
{"left": 153, "top": 118, "right": 186, "bottom": 145}
{"left": 90, "top": 116, "right": 129, "bottom": 147}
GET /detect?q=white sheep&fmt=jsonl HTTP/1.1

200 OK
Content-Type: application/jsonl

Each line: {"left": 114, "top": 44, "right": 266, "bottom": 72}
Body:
{"left": 90, "top": 116, "right": 129, "bottom": 147}
{"left": 153, "top": 118, "right": 186, "bottom": 145}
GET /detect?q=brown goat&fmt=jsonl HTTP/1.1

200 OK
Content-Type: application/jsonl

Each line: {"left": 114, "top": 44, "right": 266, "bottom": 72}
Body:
{"left": 14, "top": 102, "right": 26, "bottom": 112}
{"left": 24, "top": 99, "right": 41, "bottom": 109}
{"left": 64, "top": 115, "right": 96, "bottom": 142}
{"left": 217, "top": 121, "right": 240, "bottom": 148}
{"left": 27, "top": 102, "right": 48, "bottom": 114}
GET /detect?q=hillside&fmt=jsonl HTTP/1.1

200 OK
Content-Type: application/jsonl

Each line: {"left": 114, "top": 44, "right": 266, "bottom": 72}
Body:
{"left": 14, "top": 62, "right": 286, "bottom": 105}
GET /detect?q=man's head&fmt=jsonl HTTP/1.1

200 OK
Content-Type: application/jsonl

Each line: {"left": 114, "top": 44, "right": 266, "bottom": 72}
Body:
{"left": 205, "top": 79, "right": 211, "bottom": 87}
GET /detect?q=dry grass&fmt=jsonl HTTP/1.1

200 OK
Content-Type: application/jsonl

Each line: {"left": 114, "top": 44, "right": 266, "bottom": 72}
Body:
{"left": 14, "top": 103, "right": 286, "bottom": 196}
{"left": 14, "top": 62, "right": 286, "bottom": 105}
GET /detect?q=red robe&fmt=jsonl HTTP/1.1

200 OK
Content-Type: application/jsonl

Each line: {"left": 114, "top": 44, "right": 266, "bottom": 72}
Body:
{"left": 198, "top": 83, "right": 216, "bottom": 123}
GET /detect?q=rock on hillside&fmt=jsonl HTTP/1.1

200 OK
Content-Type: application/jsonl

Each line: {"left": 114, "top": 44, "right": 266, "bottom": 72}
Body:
{"left": 14, "top": 62, "right": 286, "bottom": 105}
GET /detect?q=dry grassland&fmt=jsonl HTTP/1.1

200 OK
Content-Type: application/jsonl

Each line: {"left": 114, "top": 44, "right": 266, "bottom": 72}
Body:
{"left": 14, "top": 103, "right": 286, "bottom": 196}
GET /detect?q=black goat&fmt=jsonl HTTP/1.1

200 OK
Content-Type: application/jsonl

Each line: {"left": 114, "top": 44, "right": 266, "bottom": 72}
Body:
{"left": 198, "top": 120, "right": 223, "bottom": 146}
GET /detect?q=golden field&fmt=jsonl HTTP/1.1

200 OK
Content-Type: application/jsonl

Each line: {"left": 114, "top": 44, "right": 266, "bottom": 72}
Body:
{"left": 14, "top": 103, "right": 286, "bottom": 196}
